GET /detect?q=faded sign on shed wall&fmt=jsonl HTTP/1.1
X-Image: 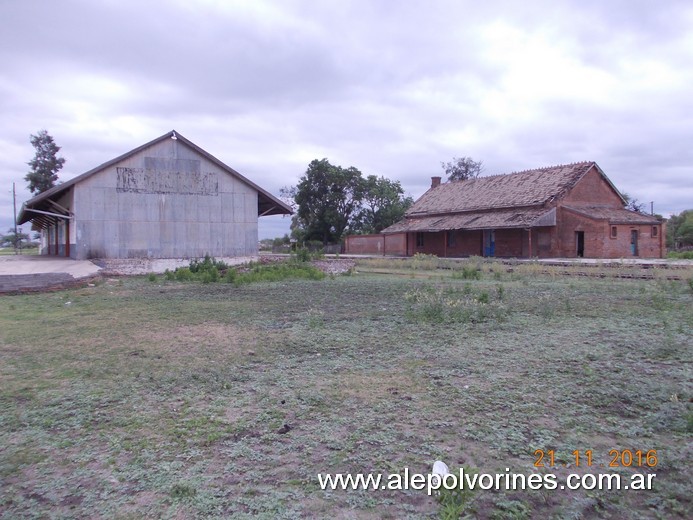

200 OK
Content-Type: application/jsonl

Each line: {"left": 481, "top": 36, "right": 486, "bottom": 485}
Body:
{"left": 116, "top": 157, "right": 219, "bottom": 196}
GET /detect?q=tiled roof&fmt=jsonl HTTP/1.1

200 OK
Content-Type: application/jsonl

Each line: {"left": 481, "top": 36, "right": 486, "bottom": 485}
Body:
{"left": 406, "top": 162, "right": 597, "bottom": 216}
{"left": 563, "top": 205, "right": 661, "bottom": 224}
{"left": 382, "top": 207, "right": 554, "bottom": 233}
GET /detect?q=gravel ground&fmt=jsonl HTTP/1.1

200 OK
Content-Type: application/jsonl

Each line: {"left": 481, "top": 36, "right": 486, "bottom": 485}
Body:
{"left": 93, "top": 255, "right": 356, "bottom": 276}
{"left": 310, "top": 258, "right": 355, "bottom": 274}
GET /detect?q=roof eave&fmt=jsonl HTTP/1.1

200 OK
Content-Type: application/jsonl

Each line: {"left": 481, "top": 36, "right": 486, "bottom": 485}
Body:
{"left": 21, "top": 130, "right": 293, "bottom": 219}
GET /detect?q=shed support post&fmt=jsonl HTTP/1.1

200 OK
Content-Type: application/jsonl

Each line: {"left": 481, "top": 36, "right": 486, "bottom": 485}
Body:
{"left": 66, "top": 221, "right": 70, "bottom": 258}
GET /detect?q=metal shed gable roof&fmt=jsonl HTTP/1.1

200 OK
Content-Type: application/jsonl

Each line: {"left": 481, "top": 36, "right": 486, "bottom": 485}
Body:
{"left": 18, "top": 130, "right": 292, "bottom": 224}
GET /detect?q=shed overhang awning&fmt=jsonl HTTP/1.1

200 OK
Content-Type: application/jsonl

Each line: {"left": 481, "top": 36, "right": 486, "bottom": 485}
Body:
{"left": 18, "top": 188, "right": 74, "bottom": 230}
{"left": 562, "top": 205, "right": 661, "bottom": 225}
{"left": 382, "top": 207, "right": 556, "bottom": 234}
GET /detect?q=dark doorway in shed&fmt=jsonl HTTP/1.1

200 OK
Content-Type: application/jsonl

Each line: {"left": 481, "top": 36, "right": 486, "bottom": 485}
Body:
{"left": 576, "top": 231, "right": 585, "bottom": 257}
{"left": 483, "top": 230, "right": 495, "bottom": 257}
{"left": 630, "top": 230, "right": 638, "bottom": 256}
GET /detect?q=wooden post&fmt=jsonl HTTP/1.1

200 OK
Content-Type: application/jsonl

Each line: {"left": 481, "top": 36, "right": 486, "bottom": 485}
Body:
{"left": 54, "top": 224, "right": 59, "bottom": 256}
{"left": 65, "top": 220, "right": 70, "bottom": 258}
{"left": 528, "top": 228, "right": 532, "bottom": 258}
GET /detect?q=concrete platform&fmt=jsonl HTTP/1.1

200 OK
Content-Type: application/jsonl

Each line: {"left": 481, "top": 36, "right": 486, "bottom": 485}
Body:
{"left": 0, "top": 256, "right": 101, "bottom": 294}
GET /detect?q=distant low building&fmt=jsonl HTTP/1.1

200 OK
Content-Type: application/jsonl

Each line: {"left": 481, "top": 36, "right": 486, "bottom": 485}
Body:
{"left": 18, "top": 130, "right": 292, "bottom": 259}
{"left": 370, "top": 162, "right": 665, "bottom": 258}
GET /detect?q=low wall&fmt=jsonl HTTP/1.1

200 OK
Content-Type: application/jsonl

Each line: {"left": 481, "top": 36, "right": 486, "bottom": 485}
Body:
{"left": 344, "top": 233, "right": 407, "bottom": 256}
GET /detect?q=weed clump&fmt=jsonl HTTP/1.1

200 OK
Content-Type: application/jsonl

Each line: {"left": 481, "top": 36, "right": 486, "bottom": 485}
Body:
{"left": 165, "top": 254, "right": 326, "bottom": 286}
{"left": 170, "top": 482, "right": 197, "bottom": 499}
{"left": 452, "top": 266, "right": 481, "bottom": 280}
{"left": 432, "top": 463, "right": 478, "bottom": 519}
{"left": 411, "top": 253, "right": 439, "bottom": 270}
{"left": 405, "top": 285, "right": 507, "bottom": 324}
{"left": 175, "top": 267, "right": 193, "bottom": 281}
{"left": 233, "top": 261, "right": 325, "bottom": 285}
{"left": 190, "top": 254, "right": 228, "bottom": 273}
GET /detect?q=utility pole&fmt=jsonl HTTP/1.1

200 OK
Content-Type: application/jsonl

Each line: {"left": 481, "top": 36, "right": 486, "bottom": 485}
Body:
{"left": 12, "top": 182, "right": 18, "bottom": 254}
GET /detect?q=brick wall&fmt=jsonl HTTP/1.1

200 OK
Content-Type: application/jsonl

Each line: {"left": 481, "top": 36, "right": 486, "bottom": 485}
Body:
{"left": 444, "top": 230, "right": 483, "bottom": 256}
{"left": 563, "top": 166, "right": 623, "bottom": 206}
{"left": 601, "top": 224, "right": 664, "bottom": 258}
{"left": 556, "top": 207, "right": 664, "bottom": 258}
{"left": 409, "top": 231, "right": 446, "bottom": 256}
{"left": 344, "top": 233, "right": 407, "bottom": 255}
{"left": 494, "top": 229, "right": 524, "bottom": 257}
{"left": 345, "top": 234, "right": 384, "bottom": 255}
{"left": 383, "top": 233, "right": 407, "bottom": 256}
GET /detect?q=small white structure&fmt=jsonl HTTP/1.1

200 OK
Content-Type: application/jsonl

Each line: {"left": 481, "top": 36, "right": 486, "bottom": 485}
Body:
{"left": 18, "top": 130, "right": 292, "bottom": 259}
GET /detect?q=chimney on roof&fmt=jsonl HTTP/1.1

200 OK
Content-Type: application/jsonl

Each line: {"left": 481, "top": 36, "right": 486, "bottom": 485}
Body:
{"left": 431, "top": 176, "right": 442, "bottom": 188}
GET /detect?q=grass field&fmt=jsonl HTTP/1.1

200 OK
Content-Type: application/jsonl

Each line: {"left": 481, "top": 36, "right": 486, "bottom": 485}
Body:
{"left": 0, "top": 247, "right": 39, "bottom": 256}
{"left": 0, "top": 265, "right": 691, "bottom": 519}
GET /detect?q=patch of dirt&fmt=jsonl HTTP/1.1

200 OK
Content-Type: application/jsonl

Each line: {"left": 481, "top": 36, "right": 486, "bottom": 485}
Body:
{"left": 310, "top": 259, "right": 355, "bottom": 275}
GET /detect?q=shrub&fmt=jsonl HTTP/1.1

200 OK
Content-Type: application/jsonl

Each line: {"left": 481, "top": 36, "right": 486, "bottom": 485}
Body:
{"left": 175, "top": 267, "right": 193, "bottom": 281}
{"left": 452, "top": 265, "right": 481, "bottom": 280}
{"left": 164, "top": 269, "right": 175, "bottom": 281}
{"left": 147, "top": 273, "right": 157, "bottom": 282}
{"left": 201, "top": 269, "right": 217, "bottom": 284}
{"left": 190, "top": 254, "right": 228, "bottom": 273}
{"left": 166, "top": 256, "right": 325, "bottom": 285}
{"left": 293, "top": 247, "right": 311, "bottom": 263}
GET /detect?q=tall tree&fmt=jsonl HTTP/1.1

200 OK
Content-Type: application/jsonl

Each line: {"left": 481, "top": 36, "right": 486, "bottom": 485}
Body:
{"left": 441, "top": 156, "right": 483, "bottom": 182}
{"left": 25, "top": 130, "right": 65, "bottom": 194}
{"left": 292, "top": 159, "right": 365, "bottom": 244}
{"left": 666, "top": 209, "right": 693, "bottom": 248}
{"left": 354, "top": 175, "right": 413, "bottom": 234}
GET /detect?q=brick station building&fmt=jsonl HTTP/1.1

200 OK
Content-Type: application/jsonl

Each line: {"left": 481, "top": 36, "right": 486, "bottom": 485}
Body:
{"left": 376, "top": 162, "right": 665, "bottom": 259}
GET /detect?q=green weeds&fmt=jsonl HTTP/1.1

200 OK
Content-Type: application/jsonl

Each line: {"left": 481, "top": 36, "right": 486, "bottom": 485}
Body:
{"left": 0, "top": 271, "right": 690, "bottom": 518}
{"left": 405, "top": 285, "right": 507, "bottom": 324}
{"left": 164, "top": 254, "right": 326, "bottom": 285}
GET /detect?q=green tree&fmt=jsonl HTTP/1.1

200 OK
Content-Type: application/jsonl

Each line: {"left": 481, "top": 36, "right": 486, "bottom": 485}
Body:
{"left": 1, "top": 228, "right": 30, "bottom": 249}
{"left": 441, "top": 156, "right": 484, "bottom": 182}
{"left": 286, "top": 160, "right": 415, "bottom": 243}
{"left": 25, "top": 130, "right": 66, "bottom": 194}
{"left": 291, "top": 159, "right": 365, "bottom": 244}
{"left": 354, "top": 175, "right": 413, "bottom": 234}
{"left": 667, "top": 209, "right": 693, "bottom": 248}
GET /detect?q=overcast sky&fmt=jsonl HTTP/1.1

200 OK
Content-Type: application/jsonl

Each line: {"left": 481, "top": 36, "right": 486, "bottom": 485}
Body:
{"left": 1, "top": 0, "right": 691, "bottom": 240}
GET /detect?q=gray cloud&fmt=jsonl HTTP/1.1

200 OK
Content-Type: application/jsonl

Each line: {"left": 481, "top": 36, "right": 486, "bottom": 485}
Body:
{"left": 1, "top": 0, "right": 691, "bottom": 240}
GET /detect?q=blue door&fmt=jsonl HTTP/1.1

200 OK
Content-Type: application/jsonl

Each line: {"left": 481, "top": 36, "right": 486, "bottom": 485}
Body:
{"left": 483, "top": 230, "right": 495, "bottom": 257}
{"left": 630, "top": 230, "right": 638, "bottom": 256}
